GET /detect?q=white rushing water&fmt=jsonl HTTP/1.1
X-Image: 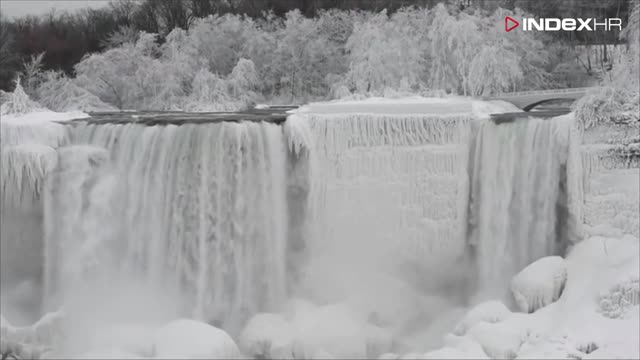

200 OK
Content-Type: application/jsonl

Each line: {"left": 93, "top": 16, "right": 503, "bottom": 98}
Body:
{"left": 467, "top": 116, "right": 580, "bottom": 301}
{"left": 46, "top": 122, "right": 288, "bottom": 340}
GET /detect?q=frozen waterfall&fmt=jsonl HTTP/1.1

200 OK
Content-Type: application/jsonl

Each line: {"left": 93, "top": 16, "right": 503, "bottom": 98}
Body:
{"left": 467, "top": 116, "right": 581, "bottom": 300}
{"left": 285, "top": 111, "right": 474, "bottom": 309}
{"left": 48, "top": 122, "right": 289, "bottom": 335}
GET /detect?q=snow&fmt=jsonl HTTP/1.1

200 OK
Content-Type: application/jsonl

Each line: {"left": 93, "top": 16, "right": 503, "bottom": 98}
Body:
{"left": 423, "top": 234, "right": 640, "bottom": 360}
{"left": 292, "top": 96, "right": 474, "bottom": 115}
{"left": 1, "top": 98, "right": 637, "bottom": 359}
{"left": 152, "top": 319, "right": 241, "bottom": 359}
{"left": 240, "top": 300, "right": 397, "bottom": 359}
{"left": 452, "top": 300, "right": 511, "bottom": 336}
{"left": 511, "top": 256, "right": 568, "bottom": 313}
{"left": 1, "top": 110, "right": 88, "bottom": 124}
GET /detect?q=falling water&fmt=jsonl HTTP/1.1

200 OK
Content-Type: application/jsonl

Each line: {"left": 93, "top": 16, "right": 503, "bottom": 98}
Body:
{"left": 45, "top": 121, "right": 288, "bottom": 335}
{"left": 467, "top": 117, "right": 578, "bottom": 300}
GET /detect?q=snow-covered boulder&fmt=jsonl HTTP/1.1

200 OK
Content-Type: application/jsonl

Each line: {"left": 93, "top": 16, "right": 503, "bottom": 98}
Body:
{"left": 239, "top": 313, "right": 294, "bottom": 358}
{"left": 152, "top": 319, "right": 240, "bottom": 359}
{"left": 442, "top": 334, "right": 488, "bottom": 358}
{"left": 453, "top": 301, "right": 511, "bottom": 336}
{"left": 466, "top": 316, "right": 530, "bottom": 359}
{"left": 511, "top": 256, "right": 567, "bottom": 313}
{"left": 422, "top": 346, "right": 486, "bottom": 359}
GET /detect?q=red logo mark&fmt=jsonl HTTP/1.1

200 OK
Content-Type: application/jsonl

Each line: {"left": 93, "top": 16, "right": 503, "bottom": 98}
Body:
{"left": 505, "top": 16, "right": 519, "bottom": 32}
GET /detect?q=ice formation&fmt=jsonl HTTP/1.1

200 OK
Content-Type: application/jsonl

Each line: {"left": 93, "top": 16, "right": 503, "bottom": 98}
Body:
{"left": 468, "top": 116, "right": 580, "bottom": 300}
{"left": 1, "top": 95, "right": 637, "bottom": 358}
{"left": 152, "top": 319, "right": 241, "bottom": 359}
{"left": 452, "top": 300, "right": 511, "bottom": 336}
{"left": 285, "top": 110, "right": 473, "bottom": 298}
{"left": 0, "top": 144, "right": 57, "bottom": 212}
{"left": 63, "top": 121, "right": 289, "bottom": 334}
{"left": 511, "top": 256, "right": 568, "bottom": 313}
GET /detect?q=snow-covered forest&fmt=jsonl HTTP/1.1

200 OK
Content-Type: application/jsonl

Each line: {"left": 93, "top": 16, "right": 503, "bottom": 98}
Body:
{"left": 0, "top": 0, "right": 638, "bottom": 117}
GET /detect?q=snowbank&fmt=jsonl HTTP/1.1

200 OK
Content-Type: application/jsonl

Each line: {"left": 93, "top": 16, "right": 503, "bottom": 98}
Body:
{"left": 511, "top": 256, "right": 567, "bottom": 313}
{"left": 420, "top": 234, "right": 639, "bottom": 360}
{"left": 152, "top": 319, "right": 241, "bottom": 359}
{"left": 240, "top": 300, "right": 395, "bottom": 359}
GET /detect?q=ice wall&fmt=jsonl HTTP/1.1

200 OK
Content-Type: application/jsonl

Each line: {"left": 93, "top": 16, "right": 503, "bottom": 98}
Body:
{"left": 581, "top": 123, "right": 640, "bottom": 238}
{"left": 63, "top": 122, "right": 289, "bottom": 334}
{"left": 0, "top": 116, "right": 68, "bottom": 325}
{"left": 285, "top": 111, "right": 474, "bottom": 306}
{"left": 467, "top": 116, "right": 580, "bottom": 301}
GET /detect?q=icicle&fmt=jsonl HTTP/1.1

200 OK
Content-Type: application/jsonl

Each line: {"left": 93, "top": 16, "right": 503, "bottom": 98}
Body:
{"left": 0, "top": 119, "right": 68, "bottom": 148}
{"left": 1, "top": 143, "right": 58, "bottom": 210}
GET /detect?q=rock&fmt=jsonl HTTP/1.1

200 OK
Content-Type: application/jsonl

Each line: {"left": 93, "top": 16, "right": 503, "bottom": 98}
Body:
{"left": 239, "top": 313, "right": 294, "bottom": 358}
{"left": 453, "top": 301, "right": 511, "bottom": 336}
{"left": 511, "top": 256, "right": 567, "bottom": 313}
{"left": 152, "top": 319, "right": 240, "bottom": 359}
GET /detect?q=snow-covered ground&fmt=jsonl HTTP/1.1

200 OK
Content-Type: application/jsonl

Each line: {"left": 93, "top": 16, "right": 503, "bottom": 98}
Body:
{"left": 1, "top": 97, "right": 638, "bottom": 359}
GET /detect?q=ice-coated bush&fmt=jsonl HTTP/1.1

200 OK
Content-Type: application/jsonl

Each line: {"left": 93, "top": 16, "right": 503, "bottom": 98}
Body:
{"left": 0, "top": 79, "right": 44, "bottom": 116}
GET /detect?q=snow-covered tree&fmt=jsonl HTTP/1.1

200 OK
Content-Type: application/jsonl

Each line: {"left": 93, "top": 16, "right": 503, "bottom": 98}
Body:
{"left": 0, "top": 78, "right": 44, "bottom": 115}
{"left": 271, "top": 10, "right": 343, "bottom": 101}
{"left": 467, "top": 45, "right": 522, "bottom": 96}
{"left": 34, "top": 71, "right": 116, "bottom": 112}
{"left": 101, "top": 25, "right": 140, "bottom": 49}
{"left": 343, "top": 8, "right": 429, "bottom": 96}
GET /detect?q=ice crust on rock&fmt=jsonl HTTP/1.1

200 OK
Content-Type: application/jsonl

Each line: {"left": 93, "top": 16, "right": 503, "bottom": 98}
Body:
{"left": 152, "top": 319, "right": 241, "bottom": 359}
{"left": 453, "top": 300, "right": 511, "bottom": 336}
{"left": 511, "top": 256, "right": 568, "bottom": 313}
